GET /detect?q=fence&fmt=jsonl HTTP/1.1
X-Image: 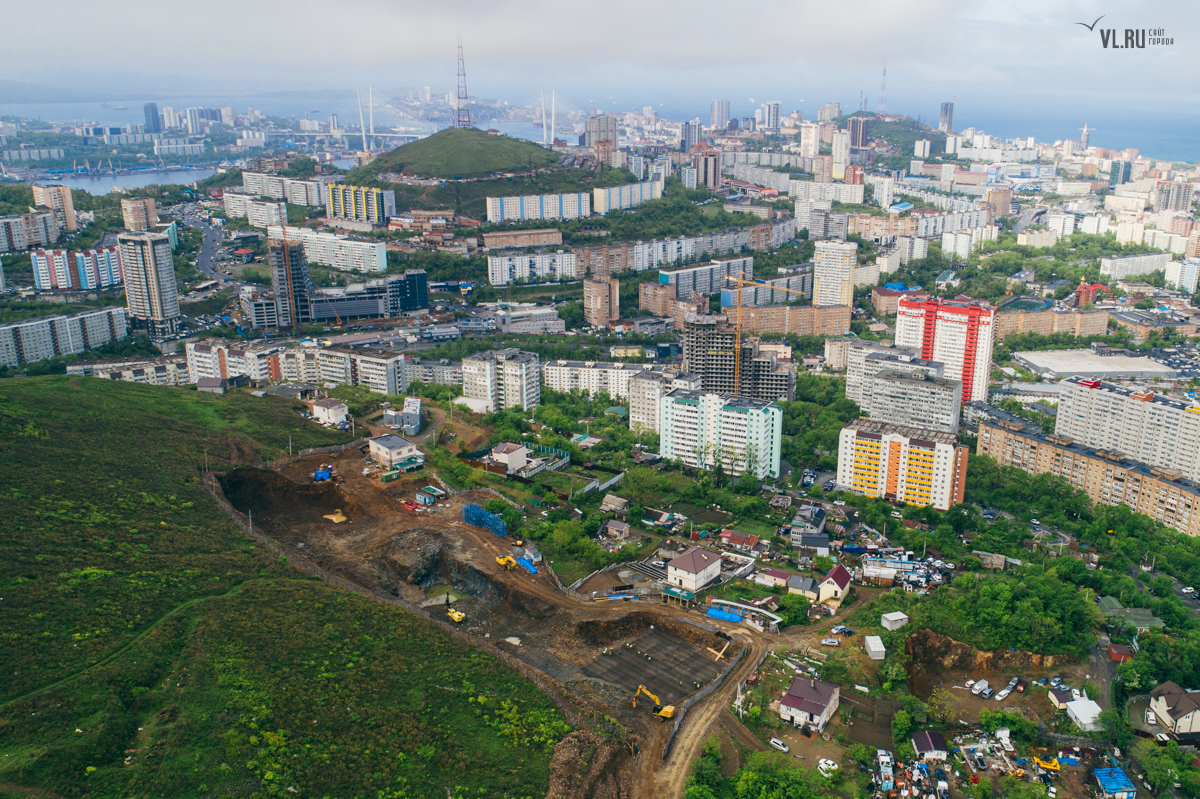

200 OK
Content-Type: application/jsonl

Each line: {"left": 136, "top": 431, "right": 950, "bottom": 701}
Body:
{"left": 661, "top": 643, "right": 748, "bottom": 760}
{"left": 199, "top": 470, "right": 586, "bottom": 729}
{"left": 269, "top": 436, "right": 368, "bottom": 468}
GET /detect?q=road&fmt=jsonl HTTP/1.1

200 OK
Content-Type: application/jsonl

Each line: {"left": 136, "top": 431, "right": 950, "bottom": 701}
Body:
{"left": 192, "top": 218, "right": 222, "bottom": 278}
{"left": 1013, "top": 205, "right": 1045, "bottom": 233}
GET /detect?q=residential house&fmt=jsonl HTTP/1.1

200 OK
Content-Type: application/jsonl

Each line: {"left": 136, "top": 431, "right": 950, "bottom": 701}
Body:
{"left": 1066, "top": 698, "right": 1104, "bottom": 732}
{"left": 795, "top": 533, "right": 831, "bottom": 557}
{"left": 1150, "top": 681, "right": 1200, "bottom": 737}
{"left": 1094, "top": 767, "right": 1137, "bottom": 799}
{"left": 750, "top": 595, "right": 781, "bottom": 612}
{"left": 911, "top": 731, "right": 948, "bottom": 762}
{"left": 719, "top": 529, "right": 760, "bottom": 553}
{"left": 603, "top": 520, "right": 631, "bottom": 540}
{"left": 778, "top": 676, "right": 840, "bottom": 732}
{"left": 1097, "top": 596, "right": 1167, "bottom": 633}
{"left": 787, "top": 575, "right": 818, "bottom": 601}
{"left": 368, "top": 434, "right": 423, "bottom": 469}
{"left": 818, "top": 564, "right": 853, "bottom": 603}
{"left": 1049, "top": 687, "right": 1073, "bottom": 709}
{"left": 311, "top": 398, "right": 349, "bottom": 425}
{"left": 666, "top": 547, "right": 722, "bottom": 592}
{"left": 600, "top": 494, "right": 629, "bottom": 514}
{"left": 754, "top": 568, "right": 791, "bottom": 589}
{"left": 490, "top": 442, "right": 529, "bottom": 474}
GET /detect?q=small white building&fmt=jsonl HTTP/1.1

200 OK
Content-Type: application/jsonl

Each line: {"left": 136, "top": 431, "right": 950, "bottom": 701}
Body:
{"left": 311, "top": 398, "right": 349, "bottom": 425}
{"left": 491, "top": 442, "right": 528, "bottom": 474}
{"left": 1066, "top": 697, "right": 1104, "bottom": 732}
{"left": 911, "top": 730, "right": 948, "bottom": 762}
{"left": 865, "top": 635, "right": 886, "bottom": 661}
{"left": 881, "top": 611, "right": 909, "bottom": 631}
{"left": 368, "top": 434, "right": 422, "bottom": 468}
{"left": 666, "top": 548, "right": 722, "bottom": 593}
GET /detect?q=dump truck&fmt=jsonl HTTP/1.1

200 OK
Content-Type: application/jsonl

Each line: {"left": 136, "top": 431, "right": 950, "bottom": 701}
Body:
{"left": 447, "top": 608, "right": 465, "bottom": 623}
{"left": 633, "top": 685, "right": 675, "bottom": 719}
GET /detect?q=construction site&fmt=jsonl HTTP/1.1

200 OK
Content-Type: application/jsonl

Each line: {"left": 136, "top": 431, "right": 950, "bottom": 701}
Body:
{"left": 216, "top": 446, "right": 764, "bottom": 799}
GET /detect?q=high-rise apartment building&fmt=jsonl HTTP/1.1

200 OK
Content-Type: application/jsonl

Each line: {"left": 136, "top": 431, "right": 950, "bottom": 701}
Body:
{"left": 542, "top": 361, "right": 675, "bottom": 402}
{"left": 845, "top": 347, "right": 940, "bottom": 404}
{"left": 812, "top": 240, "right": 858, "bottom": 308}
{"left": 1055, "top": 378, "right": 1200, "bottom": 481}
{"left": 585, "top": 114, "right": 619, "bottom": 147}
{"left": 861, "top": 369, "right": 962, "bottom": 433}
{"left": 837, "top": 419, "right": 968, "bottom": 510}
{"left": 659, "top": 390, "right": 782, "bottom": 479}
{"left": 894, "top": 296, "right": 996, "bottom": 403}
{"left": 583, "top": 275, "right": 620, "bottom": 327}
{"left": 487, "top": 251, "right": 577, "bottom": 286}
{"left": 762, "top": 102, "right": 781, "bottom": 131}
{"left": 462, "top": 349, "right": 540, "bottom": 413}
{"left": 120, "top": 197, "right": 158, "bottom": 232}
{"left": 848, "top": 117, "right": 868, "bottom": 147}
{"left": 681, "top": 121, "right": 702, "bottom": 153}
{"left": 326, "top": 185, "right": 396, "bottom": 226}
{"left": 710, "top": 99, "right": 730, "bottom": 131}
{"left": 679, "top": 315, "right": 795, "bottom": 402}
{"left": 1155, "top": 181, "right": 1194, "bottom": 213}
{"left": 31, "top": 185, "right": 76, "bottom": 232}
{"left": 694, "top": 151, "right": 720, "bottom": 189}
{"left": 628, "top": 370, "right": 702, "bottom": 432}
{"left": 143, "top": 102, "right": 162, "bottom": 134}
{"left": 938, "top": 102, "right": 954, "bottom": 134}
{"left": 659, "top": 255, "right": 753, "bottom": 299}
{"left": 268, "top": 240, "right": 313, "bottom": 329}
{"left": 831, "top": 131, "right": 851, "bottom": 175}
{"left": 31, "top": 247, "right": 122, "bottom": 291}
{"left": 812, "top": 155, "right": 833, "bottom": 184}
{"left": 1109, "top": 160, "right": 1132, "bottom": 188}
{"left": 0, "top": 307, "right": 127, "bottom": 367}
{"left": 119, "top": 232, "right": 180, "bottom": 338}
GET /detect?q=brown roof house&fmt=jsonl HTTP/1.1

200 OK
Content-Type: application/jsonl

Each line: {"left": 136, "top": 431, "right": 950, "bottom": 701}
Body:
{"left": 666, "top": 548, "right": 722, "bottom": 593}
{"left": 778, "top": 676, "right": 840, "bottom": 732}
{"left": 1151, "top": 681, "right": 1200, "bottom": 737}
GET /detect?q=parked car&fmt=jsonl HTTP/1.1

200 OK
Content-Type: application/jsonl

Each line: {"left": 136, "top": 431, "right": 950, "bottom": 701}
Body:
{"left": 965, "top": 679, "right": 976, "bottom": 689}
{"left": 769, "top": 738, "right": 790, "bottom": 753}
{"left": 976, "top": 756, "right": 988, "bottom": 770}
{"left": 1050, "top": 676, "right": 1062, "bottom": 686}
{"left": 1183, "top": 586, "right": 1196, "bottom": 594}
{"left": 821, "top": 638, "right": 841, "bottom": 647}
{"left": 1146, "top": 710, "right": 1158, "bottom": 726}
{"left": 1036, "top": 677, "right": 1049, "bottom": 686}
{"left": 1156, "top": 733, "right": 1171, "bottom": 743}
{"left": 1016, "top": 681, "right": 1026, "bottom": 693}
{"left": 980, "top": 688, "right": 995, "bottom": 699}
{"left": 817, "top": 759, "right": 839, "bottom": 777}
{"left": 995, "top": 688, "right": 1011, "bottom": 701}
{"left": 838, "top": 628, "right": 856, "bottom": 636}
{"left": 935, "top": 768, "right": 947, "bottom": 782}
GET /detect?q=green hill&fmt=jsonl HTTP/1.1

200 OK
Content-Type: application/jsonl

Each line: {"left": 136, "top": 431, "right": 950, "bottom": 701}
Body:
{"left": 0, "top": 376, "right": 567, "bottom": 798}
{"left": 838, "top": 112, "right": 947, "bottom": 156}
{"left": 367, "top": 127, "right": 559, "bottom": 179}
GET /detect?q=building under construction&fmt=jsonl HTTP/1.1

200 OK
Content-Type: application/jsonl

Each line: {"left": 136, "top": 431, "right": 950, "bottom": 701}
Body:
{"left": 679, "top": 314, "right": 796, "bottom": 402}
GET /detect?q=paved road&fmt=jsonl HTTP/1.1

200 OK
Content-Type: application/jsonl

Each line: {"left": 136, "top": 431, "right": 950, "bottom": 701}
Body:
{"left": 1013, "top": 206, "right": 1045, "bottom": 233}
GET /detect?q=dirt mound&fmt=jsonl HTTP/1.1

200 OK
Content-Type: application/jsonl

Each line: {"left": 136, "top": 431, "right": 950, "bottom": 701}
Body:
{"left": 905, "top": 627, "right": 1073, "bottom": 674}
{"left": 219, "top": 468, "right": 366, "bottom": 537}
{"left": 546, "top": 730, "right": 635, "bottom": 799}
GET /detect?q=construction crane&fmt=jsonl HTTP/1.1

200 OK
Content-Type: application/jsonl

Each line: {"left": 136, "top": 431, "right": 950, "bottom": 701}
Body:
{"left": 632, "top": 685, "right": 675, "bottom": 719}
{"left": 724, "top": 275, "right": 811, "bottom": 396}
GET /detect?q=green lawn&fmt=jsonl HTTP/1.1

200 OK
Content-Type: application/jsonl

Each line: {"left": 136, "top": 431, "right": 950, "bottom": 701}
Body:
{"left": 0, "top": 377, "right": 569, "bottom": 798}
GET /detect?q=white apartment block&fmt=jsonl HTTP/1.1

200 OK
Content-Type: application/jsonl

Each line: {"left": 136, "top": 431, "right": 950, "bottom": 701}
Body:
{"left": 279, "top": 349, "right": 320, "bottom": 383}
{"left": 730, "top": 164, "right": 791, "bottom": 193}
{"left": 1166, "top": 258, "right": 1200, "bottom": 294}
{"left": 185, "top": 339, "right": 282, "bottom": 384}
{"left": 593, "top": 180, "right": 664, "bottom": 214}
{"left": 242, "top": 172, "right": 341, "bottom": 206}
{"left": 0, "top": 307, "right": 127, "bottom": 368}
{"left": 942, "top": 225, "right": 998, "bottom": 260}
{"left": 462, "top": 349, "right": 540, "bottom": 413}
{"left": 312, "top": 348, "right": 404, "bottom": 395}
{"left": 660, "top": 255, "right": 753, "bottom": 298}
{"left": 861, "top": 370, "right": 962, "bottom": 433}
{"left": 1099, "top": 252, "right": 1171, "bottom": 280}
{"left": 1055, "top": 378, "right": 1200, "bottom": 482}
{"left": 895, "top": 297, "right": 996, "bottom": 404}
{"left": 66, "top": 356, "right": 188, "bottom": 386}
{"left": 267, "top": 226, "right": 386, "bottom": 273}
{"left": 628, "top": 371, "right": 702, "bottom": 433}
{"left": 896, "top": 236, "right": 929, "bottom": 264}
{"left": 487, "top": 251, "right": 577, "bottom": 286}
{"left": 542, "top": 361, "right": 671, "bottom": 401}
{"left": 788, "top": 181, "right": 865, "bottom": 204}
{"left": 845, "top": 346, "right": 941, "bottom": 404}
{"left": 812, "top": 240, "right": 858, "bottom": 308}
{"left": 1046, "top": 213, "right": 1076, "bottom": 238}
{"left": 794, "top": 198, "right": 832, "bottom": 232}
{"left": 223, "top": 191, "right": 287, "bottom": 228}
{"left": 485, "top": 192, "right": 591, "bottom": 223}
{"left": 658, "top": 390, "right": 782, "bottom": 479}
{"left": 866, "top": 175, "right": 895, "bottom": 208}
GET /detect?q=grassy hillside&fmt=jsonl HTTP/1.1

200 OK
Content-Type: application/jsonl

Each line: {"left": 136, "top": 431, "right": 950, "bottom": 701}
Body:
{"left": 366, "top": 127, "right": 559, "bottom": 179}
{"left": 840, "top": 112, "right": 947, "bottom": 156}
{"left": 0, "top": 377, "right": 568, "bottom": 798}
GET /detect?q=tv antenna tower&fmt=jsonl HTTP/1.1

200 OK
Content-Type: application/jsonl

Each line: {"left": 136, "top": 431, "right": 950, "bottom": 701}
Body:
{"left": 455, "top": 37, "right": 472, "bottom": 129}
{"left": 878, "top": 63, "right": 887, "bottom": 117}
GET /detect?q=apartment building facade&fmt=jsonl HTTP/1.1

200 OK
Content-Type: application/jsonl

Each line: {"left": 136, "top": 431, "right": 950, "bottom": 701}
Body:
{"left": 628, "top": 370, "right": 702, "bottom": 432}
{"left": 462, "top": 349, "right": 540, "bottom": 413}
{"left": 860, "top": 370, "right": 962, "bottom": 433}
{"left": 659, "top": 255, "right": 753, "bottom": 299}
{"left": 574, "top": 220, "right": 795, "bottom": 277}
{"left": 659, "top": 390, "right": 783, "bottom": 479}
{"left": 119, "top": 231, "right": 180, "bottom": 338}
{"left": 733, "top": 304, "right": 851, "bottom": 337}
{"left": 31, "top": 184, "right": 77, "bottom": 232}
{"left": 995, "top": 308, "right": 1109, "bottom": 341}
{"left": 485, "top": 192, "right": 591, "bottom": 223}
{"left": 836, "top": 419, "right": 968, "bottom": 511}
{"left": 0, "top": 307, "right": 127, "bottom": 367}
{"left": 978, "top": 418, "right": 1200, "bottom": 537}
{"left": 812, "top": 240, "right": 858, "bottom": 308}
{"left": 846, "top": 349, "right": 943, "bottom": 404}
{"left": 487, "top": 251, "right": 578, "bottom": 286}
{"left": 326, "top": 185, "right": 396, "bottom": 226}
{"left": 185, "top": 339, "right": 283, "bottom": 384}
{"left": 267, "top": 226, "right": 387, "bottom": 272}
{"left": 1055, "top": 378, "right": 1200, "bottom": 481}
{"left": 895, "top": 296, "right": 996, "bottom": 403}
{"left": 542, "top": 361, "right": 672, "bottom": 401}
{"left": 593, "top": 179, "right": 663, "bottom": 214}
{"left": 120, "top": 197, "right": 158, "bottom": 231}
{"left": 583, "top": 276, "right": 620, "bottom": 327}
{"left": 680, "top": 315, "right": 796, "bottom": 402}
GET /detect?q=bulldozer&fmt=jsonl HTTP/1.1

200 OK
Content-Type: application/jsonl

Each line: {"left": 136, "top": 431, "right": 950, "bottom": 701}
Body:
{"left": 496, "top": 555, "right": 517, "bottom": 570}
{"left": 447, "top": 608, "right": 466, "bottom": 623}
{"left": 633, "top": 685, "right": 675, "bottom": 719}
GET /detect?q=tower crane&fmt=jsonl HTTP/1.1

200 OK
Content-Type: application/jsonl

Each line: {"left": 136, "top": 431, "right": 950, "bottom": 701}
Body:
{"left": 724, "top": 275, "right": 811, "bottom": 396}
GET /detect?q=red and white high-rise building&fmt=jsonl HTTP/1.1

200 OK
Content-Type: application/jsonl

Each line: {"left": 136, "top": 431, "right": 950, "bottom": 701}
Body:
{"left": 894, "top": 296, "right": 996, "bottom": 403}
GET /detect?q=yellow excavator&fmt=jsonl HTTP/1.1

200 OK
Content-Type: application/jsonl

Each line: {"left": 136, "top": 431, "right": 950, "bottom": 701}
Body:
{"left": 447, "top": 607, "right": 465, "bottom": 623}
{"left": 496, "top": 555, "right": 517, "bottom": 570}
{"left": 1033, "top": 757, "right": 1060, "bottom": 772}
{"left": 633, "top": 685, "right": 675, "bottom": 719}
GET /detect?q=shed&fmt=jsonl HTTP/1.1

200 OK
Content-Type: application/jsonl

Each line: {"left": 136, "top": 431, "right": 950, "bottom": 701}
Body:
{"left": 196, "top": 377, "right": 227, "bottom": 394}
{"left": 911, "top": 730, "right": 948, "bottom": 762}
{"left": 1049, "top": 686, "right": 1072, "bottom": 709}
{"left": 1066, "top": 697, "right": 1104, "bottom": 731}
{"left": 311, "top": 398, "right": 349, "bottom": 425}
{"left": 865, "top": 635, "right": 886, "bottom": 661}
{"left": 1108, "top": 644, "right": 1135, "bottom": 663}
{"left": 1093, "top": 767, "right": 1136, "bottom": 799}
{"left": 881, "top": 611, "right": 909, "bottom": 631}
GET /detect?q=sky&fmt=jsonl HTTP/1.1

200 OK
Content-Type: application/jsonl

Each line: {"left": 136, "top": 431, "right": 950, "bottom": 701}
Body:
{"left": 3, "top": 0, "right": 1196, "bottom": 143}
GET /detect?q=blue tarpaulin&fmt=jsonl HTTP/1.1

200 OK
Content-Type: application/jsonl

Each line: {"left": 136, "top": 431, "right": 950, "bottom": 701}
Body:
{"left": 706, "top": 608, "right": 744, "bottom": 623}
{"left": 515, "top": 557, "right": 537, "bottom": 575}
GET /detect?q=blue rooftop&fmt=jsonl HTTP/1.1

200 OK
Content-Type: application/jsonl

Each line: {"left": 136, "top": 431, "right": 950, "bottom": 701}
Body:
{"left": 883, "top": 282, "right": 921, "bottom": 292}
{"left": 889, "top": 202, "right": 915, "bottom": 213}
{"left": 1094, "top": 768, "right": 1135, "bottom": 794}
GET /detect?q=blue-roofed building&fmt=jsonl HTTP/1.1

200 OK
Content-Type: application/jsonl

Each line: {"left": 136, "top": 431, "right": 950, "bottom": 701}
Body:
{"left": 889, "top": 202, "right": 914, "bottom": 214}
{"left": 883, "top": 282, "right": 921, "bottom": 292}
{"left": 1094, "top": 767, "right": 1136, "bottom": 799}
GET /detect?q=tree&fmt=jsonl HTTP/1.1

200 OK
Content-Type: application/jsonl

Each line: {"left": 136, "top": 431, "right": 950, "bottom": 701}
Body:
{"left": 891, "top": 708, "right": 913, "bottom": 745}
{"left": 926, "top": 687, "right": 955, "bottom": 722}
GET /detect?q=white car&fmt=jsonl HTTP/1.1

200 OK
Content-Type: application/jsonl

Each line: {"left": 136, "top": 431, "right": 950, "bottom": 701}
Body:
{"left": 965, "top": 679, "right": 976, "bottom": 688}
{"left": 821, "top": 638, "right": 841, "bottom": 647}
{"left": 995, "top": 688, "right": 1011, "bottom": 701}
{"left": 818, "top": 759, "right": 840, "bottom": 777}
{"left": 1146, "top": 710, "right": 1158, "bottom": 726}
{"left": 1183, "top": 587, "right": 1196, "bottom": 595}
{"left": 769, "top": 737, "right": 790, "bottom": 753}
